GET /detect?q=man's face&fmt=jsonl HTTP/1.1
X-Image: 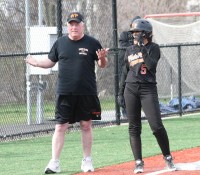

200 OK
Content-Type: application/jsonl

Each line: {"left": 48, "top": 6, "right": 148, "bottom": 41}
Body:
{"left": 67, "top": 21, "right": 84, "bottom": 40}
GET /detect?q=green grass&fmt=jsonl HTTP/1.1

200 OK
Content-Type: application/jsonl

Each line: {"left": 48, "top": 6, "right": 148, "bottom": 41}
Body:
{"left": 0, "top": 114, "right": 200, "bottom": 175}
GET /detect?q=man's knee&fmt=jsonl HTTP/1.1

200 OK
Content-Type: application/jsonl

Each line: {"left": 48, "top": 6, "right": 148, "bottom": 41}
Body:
{"left": 80, "top": 120, "right": 92, "bottom": 131}
{"left": 55, "top": 123, "right": 68, "bottom": 132}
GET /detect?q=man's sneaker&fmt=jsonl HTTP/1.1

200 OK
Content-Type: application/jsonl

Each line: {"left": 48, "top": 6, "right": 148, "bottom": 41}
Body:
{"left": 44, "top": 159, "right": 61, "bottom": 174}
{"left": 134, "top": 159, "right": 144, "bottom": 174}
{"left": 81, "top": 157, "right": 94, "bottom": 172}
{"left": 164, "top": 155, "right": 176, "bottom": 171}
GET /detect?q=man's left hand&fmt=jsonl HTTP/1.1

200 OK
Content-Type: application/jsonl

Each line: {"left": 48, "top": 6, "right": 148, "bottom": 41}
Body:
{"left": 96, "top": 48, "right": 109, "bottom": 60}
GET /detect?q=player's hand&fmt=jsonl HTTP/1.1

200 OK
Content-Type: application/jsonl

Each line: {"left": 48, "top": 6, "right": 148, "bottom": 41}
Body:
{"left": 134, "top": 32, "right": 144, "bottom": 46}
{"left": 137, "top": 32, "right": 144, "bottom": 46}
{"left": 96, "top": 48, "right": 109, "bottom": 60}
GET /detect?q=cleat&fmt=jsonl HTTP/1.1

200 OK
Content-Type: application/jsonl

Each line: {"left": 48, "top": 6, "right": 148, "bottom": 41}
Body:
{"left": 164, "top": 155, "right": 176, "bottom": 171}
{"left": 134, "top": 159, "right": 144, "bottom": 174}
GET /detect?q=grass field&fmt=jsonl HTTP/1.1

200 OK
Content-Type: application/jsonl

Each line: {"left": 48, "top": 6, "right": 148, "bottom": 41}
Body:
{"left": 0, "top": 113, "right": 200, "bottom": 175}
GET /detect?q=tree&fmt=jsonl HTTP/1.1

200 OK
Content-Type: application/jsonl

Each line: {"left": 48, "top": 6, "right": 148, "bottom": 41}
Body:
{"left": 117, "top": 0, "right": 189, "bottom": 32}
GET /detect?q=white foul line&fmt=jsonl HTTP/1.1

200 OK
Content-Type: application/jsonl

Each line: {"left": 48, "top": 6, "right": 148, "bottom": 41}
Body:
{"left": 145, "top": 169, "right": 176, "bottom": 175}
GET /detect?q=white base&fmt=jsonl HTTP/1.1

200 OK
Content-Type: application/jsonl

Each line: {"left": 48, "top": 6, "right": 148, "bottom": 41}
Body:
{"left": 175, "top": 161, "right": 200, "bottom": 170}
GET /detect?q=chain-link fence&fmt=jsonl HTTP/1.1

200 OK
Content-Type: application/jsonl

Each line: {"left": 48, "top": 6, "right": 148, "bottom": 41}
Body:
{"left": 1, "top": 0, "right": 200, "bottom": 142}
{"left": 0, "top": 0, "right": 117, "bottom": 142}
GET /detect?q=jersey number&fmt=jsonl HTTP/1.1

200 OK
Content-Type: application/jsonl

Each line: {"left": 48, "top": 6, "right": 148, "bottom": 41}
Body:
{"left": 141, "top": 64, "right": 147, "bottom": 74}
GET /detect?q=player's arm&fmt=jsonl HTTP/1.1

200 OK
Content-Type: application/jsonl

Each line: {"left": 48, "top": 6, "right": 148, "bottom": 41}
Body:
{"left": 96, "top": 48, "right": 109, "bottom": 68}
{"left": 141, "top": 44, "right": 160, "bottom": 70}
{"left": 26, "top": 55, "right": 56, "bottom": 68}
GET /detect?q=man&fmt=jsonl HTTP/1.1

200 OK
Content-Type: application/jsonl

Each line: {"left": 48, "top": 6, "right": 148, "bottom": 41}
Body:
{"left": 26, "top": 12, "right": 108, "bottom": 174}
{"left": 118, "top": 16, "right": 141, "bottom": 118}
{"left": 121, "top": 18, "right": 176, "bottom": 174}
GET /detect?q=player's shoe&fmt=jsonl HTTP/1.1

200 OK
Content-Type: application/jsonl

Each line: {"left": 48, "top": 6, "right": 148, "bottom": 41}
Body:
{"left": 44, "top": 159, "right": 61, "bottom": 174}
{"left": 134, "top": 159, "right": 144, "bottom": 174}
{"left": 81, "top": 157, "right": 94, "bottom": 172}
{"left": 164, "top": 155, "right": 176, "bottom": 171}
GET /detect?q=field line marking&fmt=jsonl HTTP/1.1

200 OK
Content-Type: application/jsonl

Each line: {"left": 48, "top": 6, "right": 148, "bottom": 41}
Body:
{"left": 145, "top": 169, "right": 175, "bottom": 175}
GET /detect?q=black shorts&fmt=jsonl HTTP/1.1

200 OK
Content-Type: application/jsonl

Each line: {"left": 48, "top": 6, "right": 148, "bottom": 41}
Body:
{"left": 55, "top": 95, "right": 101, "bottom": 124}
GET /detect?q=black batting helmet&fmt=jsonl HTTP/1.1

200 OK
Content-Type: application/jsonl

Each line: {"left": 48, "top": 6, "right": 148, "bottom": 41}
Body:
{"left": 129, "top": 19, "right": 153, "bottom": 40}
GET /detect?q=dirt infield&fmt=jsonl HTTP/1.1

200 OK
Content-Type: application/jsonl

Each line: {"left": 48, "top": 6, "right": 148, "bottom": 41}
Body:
{"left": 75, "top": 147, "right": 200, "bottom": 175}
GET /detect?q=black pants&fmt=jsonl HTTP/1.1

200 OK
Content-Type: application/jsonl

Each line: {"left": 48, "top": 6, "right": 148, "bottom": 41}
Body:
{"left": 124, "top": 83, "right": 171, "bottom": 160}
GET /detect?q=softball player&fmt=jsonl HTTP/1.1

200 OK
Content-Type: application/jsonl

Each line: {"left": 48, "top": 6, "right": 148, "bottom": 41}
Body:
{"left": 120, "top": 19, "right": 176, "bottom": 174}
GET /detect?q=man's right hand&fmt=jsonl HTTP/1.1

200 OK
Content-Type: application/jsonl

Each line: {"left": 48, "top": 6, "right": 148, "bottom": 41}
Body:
{"left": 25, "top": 54, "right": 38, "bottom": 67}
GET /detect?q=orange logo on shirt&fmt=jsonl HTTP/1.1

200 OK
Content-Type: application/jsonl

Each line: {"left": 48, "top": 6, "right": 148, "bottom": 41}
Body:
{"left": 92, "top": 112, "right": 101, "bottom": 115}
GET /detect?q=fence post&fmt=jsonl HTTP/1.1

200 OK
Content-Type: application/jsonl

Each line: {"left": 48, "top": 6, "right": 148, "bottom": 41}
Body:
{"left": 57, "top": 0, "right": 63, "bottom": 38}
{"left": 178, "top": 45, "right": 182, "bottom": 116}
{"left": 112, "top": 0, "right": 120, "bottom": 125}
{"left": 25, "top": 0, "right": 32, "bottom": 125}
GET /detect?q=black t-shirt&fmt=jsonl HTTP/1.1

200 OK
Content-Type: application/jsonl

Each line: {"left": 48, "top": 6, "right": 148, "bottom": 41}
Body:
{"left": 48, "top": 34, "right": 102, "bottom": 95}
{"left": 123, "top": 42, "right": 160, "bottom": 84}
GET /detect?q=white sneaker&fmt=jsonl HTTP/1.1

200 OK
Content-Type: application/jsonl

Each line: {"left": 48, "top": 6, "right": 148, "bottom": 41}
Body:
{"left": 44, "top": 159, "right": 61, "bottom": 174}
{"left": 81, "top": 157, "right": 94, "bottom": 172}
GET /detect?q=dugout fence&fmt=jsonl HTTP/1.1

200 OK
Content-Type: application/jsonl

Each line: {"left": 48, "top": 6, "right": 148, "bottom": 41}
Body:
{"left": 1, "top": 1, "right": 200, "bottom": 142}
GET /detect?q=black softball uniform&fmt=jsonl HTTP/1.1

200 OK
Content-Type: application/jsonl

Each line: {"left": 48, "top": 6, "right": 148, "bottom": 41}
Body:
{"left": 122, "top": 42, "right": 171, "bottom": 160}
